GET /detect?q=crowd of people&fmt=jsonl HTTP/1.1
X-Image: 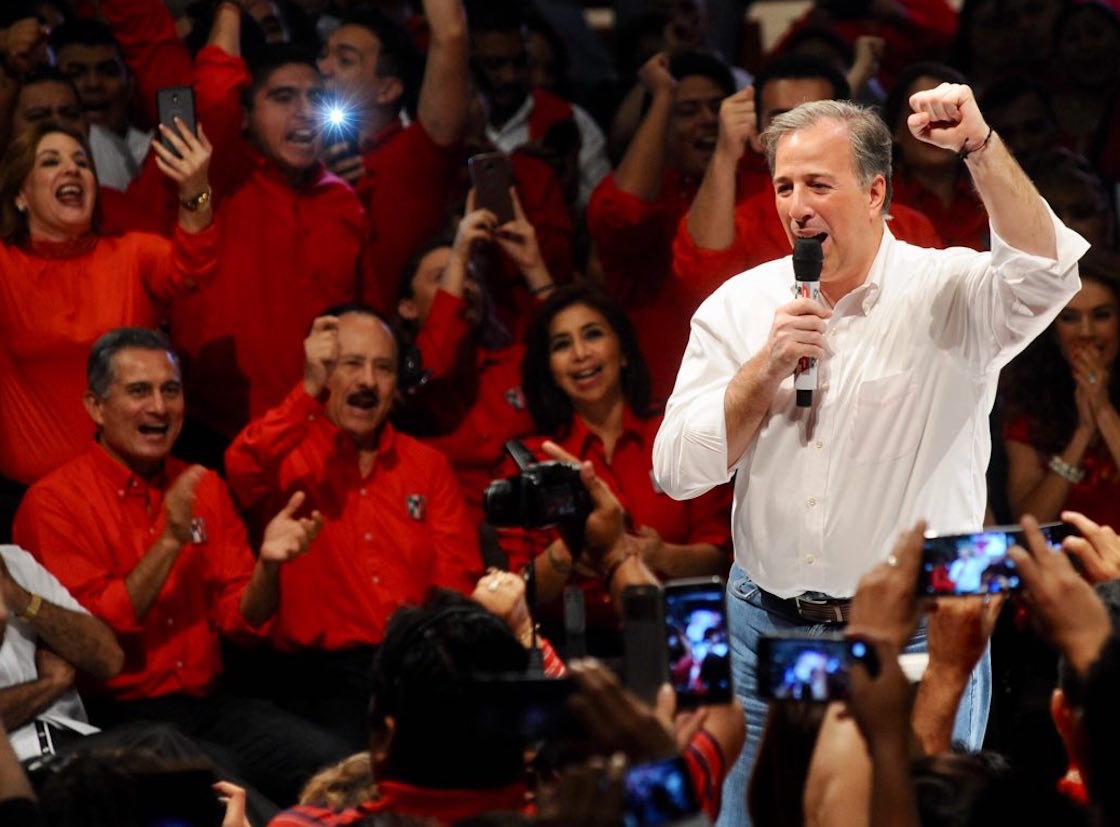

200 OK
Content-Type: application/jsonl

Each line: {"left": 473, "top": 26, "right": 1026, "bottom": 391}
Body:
{"left": 1, "top": 0, "right": 1120, "bottom": 824}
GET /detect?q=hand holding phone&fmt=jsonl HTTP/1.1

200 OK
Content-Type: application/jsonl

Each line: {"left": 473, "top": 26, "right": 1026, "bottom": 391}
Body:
{"left": 468, "top": 151, "right": 516, "bottom": 225}
{"left": 156, "top": 86, "right": 197, "bottom": 157}
{"left": 663, "top": 577, "right": 732, "bottom": 709}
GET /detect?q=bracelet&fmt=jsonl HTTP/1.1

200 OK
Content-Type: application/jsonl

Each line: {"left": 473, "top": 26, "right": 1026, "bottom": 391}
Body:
{"left": 180, "top": 186, "right": 212, "bottom": 212}
{"left": 19, "top": 592, "right": 42, "bottom": 622}
{"left": 1049, "top": 454, "right": 1085, "bottom": 484}
{"left": 546, "top": 543, "right": 571, "bottom": 575}
{"left": 959, "top": 126, "right": 993, "bottom": 162}
{"left": 602, "top": 551, "right": 636, "bottom": 593}
{"left": 529, "top": 283, "right": 555, "bottom": 296}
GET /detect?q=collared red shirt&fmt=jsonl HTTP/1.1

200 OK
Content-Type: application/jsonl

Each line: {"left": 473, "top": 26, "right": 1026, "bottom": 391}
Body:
{"left": 12, "top": 444, "right": 263, "bottom": 701}
{"left": 225, "top": 386, "right": 482, "bottom": 649}
{"left": 892, "top": 171, "right": 990, "bottom": 251}
{"left": 0, "top": 227, "right": 218, "bottom": 484}
{"left": 654, "top": 212, "right": 1088, "bottom": 599}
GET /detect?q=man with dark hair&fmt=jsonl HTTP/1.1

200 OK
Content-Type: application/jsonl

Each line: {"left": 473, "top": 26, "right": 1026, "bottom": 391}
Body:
{"left": 224, "top": 306, "right": 481, "bottom": 749}
{"left": 466, "top": 0, "right": 608, "bottom": 209}
{"left": 12, "top": 327, "right": 346, "bottom": 805}
{"left": 673, "top": 52, "right": 940, "bottom": 297}
{"left": 585, "top": 49, "right": 741, "bottom": 402}
{"left": 49, "top": 19, "right": 148, "bottom": 190}
{"left": 318, "top": 0, "right": 468, "bottom": 311}
{"left": 166, "top": 6, "right": 368, "bottom": 465}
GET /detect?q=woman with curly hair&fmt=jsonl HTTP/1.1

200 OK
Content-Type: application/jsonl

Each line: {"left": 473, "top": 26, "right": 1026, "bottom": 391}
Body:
{"left": 1001, "top": 250, "right": 1120, "bottom": 524}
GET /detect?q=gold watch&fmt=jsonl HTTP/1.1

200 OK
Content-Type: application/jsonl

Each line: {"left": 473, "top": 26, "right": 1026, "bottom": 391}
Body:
{"left": 180, "top": 187, "right": 212, "bottom": 212}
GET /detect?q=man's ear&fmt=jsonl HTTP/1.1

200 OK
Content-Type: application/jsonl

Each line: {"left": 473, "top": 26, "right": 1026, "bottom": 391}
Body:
{"left": 397, "top": 297, "right": 418, "bottom": 322}
{"left": 368, "top": 713, "right": 395, "bottom": 775}
{"left": 82, "top": 390, "right": 106, "bottom": 428}
{"left": 868, "top": 174, "right": 887, "bottom": 214}
{"left": 375, "top": 76, "right": 404, "bottom": 108}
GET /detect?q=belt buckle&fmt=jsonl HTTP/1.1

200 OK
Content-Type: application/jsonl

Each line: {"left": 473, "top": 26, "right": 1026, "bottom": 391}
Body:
{"left": 794, "top": 595, "right": 846, "bottom": 623}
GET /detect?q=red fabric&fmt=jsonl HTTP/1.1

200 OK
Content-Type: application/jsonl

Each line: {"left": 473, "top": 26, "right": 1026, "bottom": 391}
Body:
{"left": 498, "top": 409, "right": 732, "bottom": 626}
{"left": 356, "top": 119, "right": 461, "bottom": 313}
{"left": 100, "top": 167, "right": 176, "bottom": 236}
{"left": 672, "top": 185, "right": 944, "bottom": 286}
{"left": 408, "top": 293, "right": 535, "bottom": 525}
{"left": 683, "top": 728, "right": 726, "bottom": 822}
{"left": 0, "top": 228, "right": 218, "bottom": 484}
{"left": 168, "top": 47, "right": 368, "bottom": 439}
{"left": 891, "top": 171, "right": 989, "bottom": 251}
{"left": 224, "top": 385, "right": 483, "bottom": 649}
{"left": 267, "top": 780, "right": 531, "bottom": 826}
{"left": 97, "top": 0, "right": 194, "bottom": 128}
{"left": 12, "top": 444, "right": 263, "bottom": 701}
{"left": 1003, "top": 415, "right": 1120, "bottom": 528}
{"left": 587, "top": 169, "right": 736, "bottom": 403}
{"left": 527, "top": 88, "right": 574, "bottom": 142}
{"left": 770, "top": 0, "right": 957, "bottom": 90}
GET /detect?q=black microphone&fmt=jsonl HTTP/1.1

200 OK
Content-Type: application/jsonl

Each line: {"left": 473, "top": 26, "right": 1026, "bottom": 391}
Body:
{"left": 793, "top": 237, "right": 823, "bottom": 407}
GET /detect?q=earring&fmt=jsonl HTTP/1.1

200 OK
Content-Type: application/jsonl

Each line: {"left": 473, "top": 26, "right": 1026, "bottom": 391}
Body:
{"left": 15, "top": 202, "right": 26, "bottom": 214}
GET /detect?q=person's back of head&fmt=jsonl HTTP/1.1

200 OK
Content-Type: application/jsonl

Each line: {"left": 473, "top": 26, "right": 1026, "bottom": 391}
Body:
{"left": 370, "top": 590, "right": 531, "bottom": 790}
{"left": 747, "top": 701, "right": 826, "bottom": 827}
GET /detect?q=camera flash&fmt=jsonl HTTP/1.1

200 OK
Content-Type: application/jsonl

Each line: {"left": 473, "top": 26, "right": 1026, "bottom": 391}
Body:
{"left": 328, "top": 106, "right": 346, "bottom": 127}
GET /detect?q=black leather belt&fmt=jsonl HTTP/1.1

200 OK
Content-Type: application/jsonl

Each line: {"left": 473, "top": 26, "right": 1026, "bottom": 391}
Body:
{"left": 758, "top": 588, "right": 851, "bottom": 624}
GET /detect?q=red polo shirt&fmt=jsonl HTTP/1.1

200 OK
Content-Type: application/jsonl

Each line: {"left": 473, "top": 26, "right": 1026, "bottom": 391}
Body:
{"left": 0, "top": 227, "right": 218, "bottom": 484}
{"left": 672, "top": 185, "right": 944, "bottom": 286}
{"left": 12, "top": 444, "right": 264, "bottom": 701}
{"left": 892, "top": 171, "right": 989, "bottom": 251}
{"left": 225, "top": 386, "right": 482, "bottom": 649}
{"left": 168, "top": 47, "right": 368, "bottom": 439}
{"left": 356, "top": 119, "right": 460, "bottom": 312}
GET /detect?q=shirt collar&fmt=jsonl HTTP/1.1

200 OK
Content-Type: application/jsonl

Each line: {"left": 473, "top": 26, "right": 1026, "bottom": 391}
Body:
{"left": 487, "top": 94, "right": 534, "bottom": 141}
{"left": 361, "top": 117, "right": 404, "bottom": 154}
{"left": 567, "top": 405, "right": 641, "bottom": 455}
{"left": 88, "top": 441, "right": 175, "bottom": 499}
{"left": 833, "top": 224, "right": 895, "bottom": 317}
{"left": 360, "top": 779, "right": 530, "bottom": 822}
{"left": 330, "top": 417, "right": 398, "bottom": 462}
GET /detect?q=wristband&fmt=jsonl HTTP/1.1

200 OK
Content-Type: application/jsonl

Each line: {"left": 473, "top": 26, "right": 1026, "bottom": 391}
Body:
{"left": 180, "top": 187, "right": 212, "bottom": 212}
{"left": 529, "top": 283, "right": 555, "bottom": 296}
{"left": 959, "top": 126, "right": 993, "bottom": 162}
{"left": 1049, "top": 454, "right": 1085, "bottom": 484}
{"left": 602, "top": 552, "right": 636, "bottom": 593}
{"left": 19, "top": 592, "right": 42, "bottom": 622}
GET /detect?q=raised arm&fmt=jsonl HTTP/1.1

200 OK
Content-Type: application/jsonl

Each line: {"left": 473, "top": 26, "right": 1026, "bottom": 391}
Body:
{"left": 416, "top": 0, "right": 468, "bottom": 146}
{"left": 907, "top": 83, "right": 1054, "bottom": 260}
{"left": 613, "top": 52, "right": 676, "bottom": 201}
{"left": 686, "top": 86, "right": 756, "bottom": 252}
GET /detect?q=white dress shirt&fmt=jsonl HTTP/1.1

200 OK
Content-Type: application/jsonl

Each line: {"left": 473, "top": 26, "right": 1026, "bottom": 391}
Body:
{"left": 1, "top": 545, "right": 98, "bottom": 760}
{"left": 653, "top": 210, "right": 1088, "bottom": 599}
{"left": 90, "top": 123, "right": 152, "bottom": 191}
{"left": 486, "top": 94, "right": 610, "bottom": 208}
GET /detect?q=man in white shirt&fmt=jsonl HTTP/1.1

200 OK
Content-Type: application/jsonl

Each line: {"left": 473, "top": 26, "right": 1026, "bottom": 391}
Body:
{"left": 0, "top": 545, "right": 123, "bottom": 761}
{"left": 653, "top": 84, "right": 1088, "bottom": 826}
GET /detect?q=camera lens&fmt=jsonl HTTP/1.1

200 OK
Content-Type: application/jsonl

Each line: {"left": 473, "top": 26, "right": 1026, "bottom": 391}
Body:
{"left": 850, "top": 641, "right": 867, "bottom": 658}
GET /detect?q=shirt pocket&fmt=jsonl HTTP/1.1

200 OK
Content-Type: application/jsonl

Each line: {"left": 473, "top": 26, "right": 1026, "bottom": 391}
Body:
{"left": 848, "top": 372, "right": 922, "bottom": 464}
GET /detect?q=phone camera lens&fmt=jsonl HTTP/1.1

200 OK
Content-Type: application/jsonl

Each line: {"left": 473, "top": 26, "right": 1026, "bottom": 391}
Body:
{"left": 850, "top": 641, "right": 867, "bottom": 658}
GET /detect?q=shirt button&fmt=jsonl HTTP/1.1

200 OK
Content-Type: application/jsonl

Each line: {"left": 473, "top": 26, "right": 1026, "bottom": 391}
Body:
{"left": 363, "top": 532, "right": 373, "bottom": 541}
{"left": 807, "top": 555, "right": 816, "bottom": 564}
{"left": 176, "top": 661, "right": 184, "bottom": 669}
{"left": 820, "top": 382, "right": 830, "bottom": 392}
{"left": 371, "top": 576, "right": 380, "bottom": 585}
{"left": 360, "top": 488, "right": 367, "bottom": 496}
{"left": 118, "top": 490, "right": 125, "bottom": 497}
{"left": 808, "top": 497, "right": 816, "bottom": 508}
{"left": 167, "top": 618, "right": 174, "bottom": 626}
{"left": 815, "top": 441, "right": 823, "bottom": 450}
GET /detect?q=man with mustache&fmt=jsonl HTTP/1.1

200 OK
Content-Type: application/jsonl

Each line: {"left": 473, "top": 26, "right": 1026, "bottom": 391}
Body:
{"left": 224, "top": 305, "right": 482, "bottom": 750}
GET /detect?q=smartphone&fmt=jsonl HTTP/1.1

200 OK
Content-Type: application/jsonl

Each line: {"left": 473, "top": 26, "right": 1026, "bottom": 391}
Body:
{"left": 156, "top": 86, "right": 197, "bottom": 157}
{"left": 464, "top": 674, "right": 577, "bottom": 741}
{"left": 319, "top": 94, "right": 360, "bottom": 154}
{"left": 918, "top": 521, "right": 1075, "bottom": 597}
{"left": 468, "top": 151, "right": 515, "bottom": 225}
{"left": 663, "top": 577, "right": 733, "bottom": 709}
{"left": 136, "top": 766, "right": 225, "bottom": 826}
{"left": 623, "top": 755, "right": 703, "bottom": 827}
{"left": 757, "top": 633, "right": 879, "bottom": 701}
{"left": 623, "top": 584, "right": 669, "bottom": 705}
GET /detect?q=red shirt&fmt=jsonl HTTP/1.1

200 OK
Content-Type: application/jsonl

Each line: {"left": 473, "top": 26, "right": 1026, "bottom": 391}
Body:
{"left": 357, "top": 119, "right": 460, "bottom": 313}
{"left": 499, "top": 409, "right": 732, "bottom": 625}
{"left": 0, "top": 228, "right": 218, "bottom": 484}
{"left": 672, "top": 185, "right": 944, "bottom": 286}
{"left": 12, "top": 444, "right": 263, "bottom": 701}
{"left": 403, "top": 291, "right": 536, "bottom": 524}
{"left": 168, "top": 47, "right": 368, "bottom": 439}
{"left": 224, "top": 386, "right": 483, "bottom": 649}
{"left": 892, "top": 171, "right": 989, "bottom": 251}
{"left": 268, "top": 780, "right": 531, "bottom": 826}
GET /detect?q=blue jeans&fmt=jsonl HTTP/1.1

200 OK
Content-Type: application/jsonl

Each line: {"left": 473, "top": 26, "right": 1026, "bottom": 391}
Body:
{"left": 715, "top": 564, "right": 991, "bottom": 827}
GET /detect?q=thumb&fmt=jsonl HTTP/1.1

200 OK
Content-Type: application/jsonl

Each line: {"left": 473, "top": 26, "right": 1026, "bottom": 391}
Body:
{"left": 654, "top": 682, "right": 677, "bottom": 726}
{"left": 280, "top": 490, "right": 306, "bottom": 518}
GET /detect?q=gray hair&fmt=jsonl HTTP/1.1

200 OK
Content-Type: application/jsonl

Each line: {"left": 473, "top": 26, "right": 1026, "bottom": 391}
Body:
{"left": 87, "top": 327, "right": 177, "bottom": 399}
{"left": 761, "top": 99, "right": 893, "bottom": 211}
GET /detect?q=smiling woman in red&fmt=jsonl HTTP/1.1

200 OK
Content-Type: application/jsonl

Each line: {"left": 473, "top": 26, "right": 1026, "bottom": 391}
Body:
{"left": 0, "top": 121, "right": 217, "bottom": 497}
{"left": 502, "top": 284, "right": 732, "bottom": 654}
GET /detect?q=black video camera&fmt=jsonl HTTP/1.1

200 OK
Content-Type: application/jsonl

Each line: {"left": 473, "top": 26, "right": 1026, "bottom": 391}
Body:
{"left": 484, "top": 441, "right": 591, "bottom": 530}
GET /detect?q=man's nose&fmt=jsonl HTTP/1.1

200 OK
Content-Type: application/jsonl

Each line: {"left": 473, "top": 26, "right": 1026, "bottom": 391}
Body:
{"left": 150, "top": 392, "right": 168, "bottom": 414}
{"left": 789, "top": 186, "right": 813, "bottom": 222}
{"left": 318, "top": 54, "right": 333, "bottom": 78}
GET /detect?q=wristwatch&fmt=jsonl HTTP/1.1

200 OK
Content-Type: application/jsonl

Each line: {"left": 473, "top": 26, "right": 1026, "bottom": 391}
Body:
{"left": 180, "top": 187, "right": 212, "bottom": 212}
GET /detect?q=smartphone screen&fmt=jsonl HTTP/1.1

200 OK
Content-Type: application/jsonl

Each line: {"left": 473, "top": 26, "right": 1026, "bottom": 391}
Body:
{"left": 468, "top": 151, "right": 516, "bottom": 225}
{"left": 463, "top": 675, "right": 577, "bottom": 741}
{"left": 918, "top": 521, "right": 1073, "bottom": 596}
{"left": 623, "top": 755, "right": 702, "bottom": 827}
{"left": 156, "top": 86, "right": 197, "bottom": 157}
{"left": 319, "top": 95, "right": 360, "bottom": 153}
{"left": 757, "top": 634, "right": 875, "bottom": 701}
{"left": 663, "top": 577, "right": 732, "bottom": 709}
